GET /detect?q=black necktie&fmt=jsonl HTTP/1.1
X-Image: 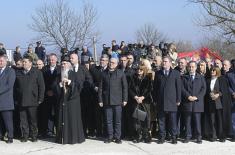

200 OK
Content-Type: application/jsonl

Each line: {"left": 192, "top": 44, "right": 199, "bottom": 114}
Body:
{"left": 165, "top": 70, "right": 169, "bottom": 76}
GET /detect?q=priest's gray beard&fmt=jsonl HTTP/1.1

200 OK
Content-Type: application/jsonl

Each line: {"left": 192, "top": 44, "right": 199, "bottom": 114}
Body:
{"left": 61, "top": 68, "right": 70, "bottom": 81}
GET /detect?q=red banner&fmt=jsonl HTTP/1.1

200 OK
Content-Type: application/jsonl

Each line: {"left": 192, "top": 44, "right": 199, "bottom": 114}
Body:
{"left": 178, "top": 47, "right": 222, "bottom": 61}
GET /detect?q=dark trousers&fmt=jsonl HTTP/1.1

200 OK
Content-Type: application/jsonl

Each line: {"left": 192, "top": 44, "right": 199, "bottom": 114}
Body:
{"left": 95, "top": 104, "right": 104, "bottom": 137}
{"left": 158, "top": 111, "right": 177, "bottom": 139}
{"left": 0, "top": 111, "right": 13, "bottom": 139}
{"left": 122, "top": 102, "right": 136, "bottom": 139}
{"left": 81, "top": 97, "right": 96, "bottom": 136}
{"left": 232, "top": 102, "right": 235, "bottom": 137}
{"left": 104, "top": 105, "right": 122, "bottom": 139}
{"left": 38, "top": 97, "right": 56, "bottom": 136}
{"left": 177, "top": 110, "right": 185, "bottom": 137}
{"left": 184, "top": 112, "right": 201, "bottom": 139}
{"left": 19, "top": 106, "right": 38, "bottom": 138}
{"left": 209, "top": 109, "right": 224, "bottom": 139}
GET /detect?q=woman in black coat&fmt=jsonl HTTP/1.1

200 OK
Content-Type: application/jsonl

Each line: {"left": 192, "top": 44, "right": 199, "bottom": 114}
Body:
{"left": 205, "top": 66, "right": 225, "bottom": 142}
{"left": 129, "top": 65, "right": 153, "bottom": 143}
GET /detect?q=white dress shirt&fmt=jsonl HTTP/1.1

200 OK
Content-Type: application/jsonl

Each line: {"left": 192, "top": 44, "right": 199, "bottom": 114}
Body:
{"left": 50, "top": 66, "right": 56, "bottom": 74}
{"left": 73, "top": 64, "right": 79, "bottom": 72}
{"left": 210, "top": 77, "right": 217, "bottom": 91}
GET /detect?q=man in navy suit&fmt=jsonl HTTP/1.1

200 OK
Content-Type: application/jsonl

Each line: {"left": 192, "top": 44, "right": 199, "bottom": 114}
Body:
{"left": 153, "top": 56, "right": 181, "bottom": 144}
{"left": 181, "top": 61, "right": 206, "bottom": 144}
{"left": 0, "top": 54, "right": 16, "bottom": 143}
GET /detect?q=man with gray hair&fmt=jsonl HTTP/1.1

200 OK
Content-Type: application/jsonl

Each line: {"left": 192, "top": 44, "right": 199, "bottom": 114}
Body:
{"left": 223, "top": 60, "right": 231, "bottom": 74}
{"left": 98, "top": 57, "right": 128, "bottom": 144}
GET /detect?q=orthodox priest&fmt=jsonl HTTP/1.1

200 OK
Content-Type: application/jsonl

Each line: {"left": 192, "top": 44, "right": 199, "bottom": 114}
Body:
{"left": 55, "top": 56, "right": 85, "bottom": 144}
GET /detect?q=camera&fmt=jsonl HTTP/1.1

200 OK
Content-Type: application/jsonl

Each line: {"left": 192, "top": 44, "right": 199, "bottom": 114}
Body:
{"left": 60, "top": 48, "right": 69, "bottom": 57}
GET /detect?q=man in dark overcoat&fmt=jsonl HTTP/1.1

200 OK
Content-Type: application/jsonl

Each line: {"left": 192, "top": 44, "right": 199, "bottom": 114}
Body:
{"left": 98, "top": 57, "right": 128, "bottom": 144}
{"left": 153, "top": 56, "right": 181, "bottom": 144}
{"left": 181, "top": 61, "right": 206, "bottom": 144}
{"left": 14, "top": 56, "right": 45, "bottom": 142}
{"left": 39, "top": 53, "right": 60, "bottom": 137}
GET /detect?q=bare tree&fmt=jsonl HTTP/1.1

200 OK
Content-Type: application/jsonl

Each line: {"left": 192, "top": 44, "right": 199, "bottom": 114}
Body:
{"left": 30, "top": 0, "right": 98, "bottom": 50}
{"left": 135, "top": 23, "right": 167, "bottom": 45}
{"left": 190, "top": 0, "right": 235, "bottom": 44}
{"left": 199, "top": 36, "right": 235, "bottom": 60}
{"left": 175, "top": 40, "right": 194, "bottom": 52}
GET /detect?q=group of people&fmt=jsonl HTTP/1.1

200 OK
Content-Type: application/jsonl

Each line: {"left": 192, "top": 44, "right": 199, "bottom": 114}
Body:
{"left": 0, "top": 40, "right": 235, "bottom": 146}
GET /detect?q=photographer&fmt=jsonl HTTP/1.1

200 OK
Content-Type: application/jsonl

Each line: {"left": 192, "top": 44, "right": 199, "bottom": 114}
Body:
{"left": 137, "top": 41, "right": 147, "bottom": 60}
{"left": 147, "top": 44, "right": 162, "bottom": 61}
{"left": 159, "top": 42, "right": 168, "bottom": 57}
{"left": 81, "top": 46, "right": 92, "bottom": 65}
{"left": 120, "top": 41, "right": 128, "bottom": 54}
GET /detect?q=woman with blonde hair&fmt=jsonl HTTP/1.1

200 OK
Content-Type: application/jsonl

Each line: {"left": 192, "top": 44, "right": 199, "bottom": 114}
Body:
{"left": 168, "top": 43, "right": 178, "bottom": 68}
{"left": 140, "top": 59, "right": 155, "bottom": 80}
{"left": 129, "top": 65, "right": 153, "bottom": 143}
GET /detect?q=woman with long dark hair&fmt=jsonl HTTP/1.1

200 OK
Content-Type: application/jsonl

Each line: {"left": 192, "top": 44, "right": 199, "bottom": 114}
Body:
{"left": 205, "top": 66, "right": 225, "bottom": 142}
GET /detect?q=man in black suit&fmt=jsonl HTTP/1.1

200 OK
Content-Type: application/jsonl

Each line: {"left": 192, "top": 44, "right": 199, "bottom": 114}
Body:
{"left": 39, "top": 53, "right": 60, "bottom": 137}
{"left": 119, "top": 54, "right": 135, "bottom": 139}
{"left": 89, "top": 54, "right": 109, "bottom": 137}
{"left": 0, "top": 54, "right": 16, "bottom": 143}
{"left": 153, "top": 56, "right": 181, "bottom": 144}
{"left": 181, "top": 61, "right": 206, "bottom": 144}
{"left": 69, "top": 53, "right": 93, "bottom": 137}
{"left": 174, "top": 58, "right": 188, "bottom": 138}
{"left": 98, "top": 57, "right": 128, "bottom": 144}
{"left": 14, "top": 56, "right": 45, "bottom": 142}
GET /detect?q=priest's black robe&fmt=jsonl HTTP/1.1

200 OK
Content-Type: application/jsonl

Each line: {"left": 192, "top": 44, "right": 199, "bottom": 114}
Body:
{"left": 55, "top": 71, "right": 85, "bottom": 144}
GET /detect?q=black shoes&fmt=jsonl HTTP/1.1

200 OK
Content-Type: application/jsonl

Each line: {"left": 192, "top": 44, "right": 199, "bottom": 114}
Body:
{"left": 231, "top": 137, "right": 235, "bottom": 142}
{"left": 104, "top": 138, "right": 122, "bottom": 144}
{"left": 0, "top": 137, "right": 13, "bottom": 143}
{"left": 144, "top": 138, "right": 151, "bottom": 144}
{"left": 219, "top": 138, "right": 225, "bottom": 142}
{"left": 104, "top": 138, "right": 112, "bottom": 143}
{"left": 0, "top": 137, "right": 4, "bottom": 141}
{"left": 183, "top": 139, "right": 190, "bottom": 143}
{"left": 6, "top": 139, "right": 13, "bottom": 144}
{"left": 31, "top": 137, "right": 38, "bottom": 142}
{"left": 209, "top": 138, "right": 216, "bottom": 142}
{"left": 196, "top": 138, "right": 202, "bottom": 144}
{"left": 172, "top": 138, "right": 177, "bottom": 144}
{"left": 133, "top": 139, "right": 140, "bottom": 143}
{"left": 20, "top": 137, "right": 28, "bottom": 142}
{"left": 114, "top": 138, "right": 122, "bottom": 144}
{"left": 157, "top": 138, "right": 165, "bottom": 144}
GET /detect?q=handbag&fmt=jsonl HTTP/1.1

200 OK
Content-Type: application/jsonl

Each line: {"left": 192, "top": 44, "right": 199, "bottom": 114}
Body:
{"left": 132, "top": 104, "right": 147, "bottom": 121}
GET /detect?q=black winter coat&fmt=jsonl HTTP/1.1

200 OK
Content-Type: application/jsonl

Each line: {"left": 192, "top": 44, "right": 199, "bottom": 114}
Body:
{"left": 14, "top": 67, "right": 45, "bottom": 107}
{"left": 98, "top": 69, "right": 128, "bottom": 106}
{"left": 181, "top": 74, "right": 206, "bottom": 112}
{"left": 153, "top": 68, "right": 181, "bottom": 112}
